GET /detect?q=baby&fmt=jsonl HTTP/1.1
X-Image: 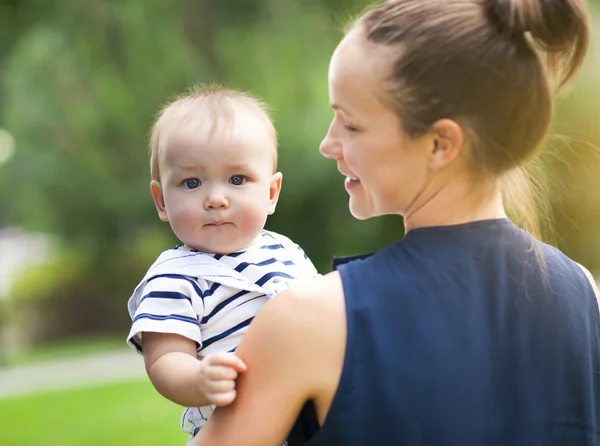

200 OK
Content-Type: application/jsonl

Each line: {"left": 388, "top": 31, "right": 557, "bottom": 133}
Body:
{"left": 126, "top": 85, "right": 317, "bottom": 442}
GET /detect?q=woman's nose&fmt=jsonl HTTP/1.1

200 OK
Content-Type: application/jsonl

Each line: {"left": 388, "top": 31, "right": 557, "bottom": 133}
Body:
{"left": 319, "top": 124, "right": 342, "bottom": 160}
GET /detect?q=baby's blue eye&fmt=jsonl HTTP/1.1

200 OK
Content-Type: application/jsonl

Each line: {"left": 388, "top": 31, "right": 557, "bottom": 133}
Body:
{"left": 185, "top": 178, "right": 201, "bottom": 189}
{"left": 229, "top": 175, "right": 246, "bottom": 186}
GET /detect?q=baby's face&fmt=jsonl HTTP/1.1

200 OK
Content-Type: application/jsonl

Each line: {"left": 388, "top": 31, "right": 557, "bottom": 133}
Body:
{"left": 153, "top": 108, "right": 280, "bottom": 254}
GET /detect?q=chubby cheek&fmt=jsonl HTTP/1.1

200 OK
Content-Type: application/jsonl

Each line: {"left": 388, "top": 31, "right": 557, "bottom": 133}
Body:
{"left": 239, "top": 202, "right": 269, "bottom": 235}
{"left": 166, "top": 196, "right": 203, "bottom": 239}
{"left": 236, "top": 188, "right": 271, "bottom": 233}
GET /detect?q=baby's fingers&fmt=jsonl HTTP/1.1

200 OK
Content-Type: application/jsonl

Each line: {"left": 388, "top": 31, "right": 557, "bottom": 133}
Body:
{"left": 205, "top": 378, "right": 235, "bottom": 394}
{"left": 204, "top": 365, "right": 240, "bottom": 381}
{"left": 209, "top": 390, "right": 237, "bottom": 407}
{"left": 205, "top": 352, "right": 247, "bottom": 372}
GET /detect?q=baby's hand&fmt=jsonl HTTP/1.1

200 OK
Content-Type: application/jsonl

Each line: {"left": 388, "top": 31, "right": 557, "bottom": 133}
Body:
{"left": 197, "top": 352, "right": 247, "bottom": 406}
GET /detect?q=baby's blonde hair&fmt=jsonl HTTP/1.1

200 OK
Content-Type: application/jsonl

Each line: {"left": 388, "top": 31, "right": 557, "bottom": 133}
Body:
{"left": 149, "top": 84, "right": 278, "bottom": 182}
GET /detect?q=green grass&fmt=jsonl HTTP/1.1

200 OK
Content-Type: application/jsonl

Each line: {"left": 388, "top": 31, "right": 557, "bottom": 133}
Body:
{"left": 3, "top": 336, "right": 126, "bottom": 368}
{"left": 0, "top": 379, "right": 185, "bottom": 446}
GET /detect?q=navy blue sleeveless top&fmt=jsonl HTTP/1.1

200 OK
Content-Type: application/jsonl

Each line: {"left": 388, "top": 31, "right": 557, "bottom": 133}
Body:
{"left": 308, "top": 219, "right": 599, "bottom": 445}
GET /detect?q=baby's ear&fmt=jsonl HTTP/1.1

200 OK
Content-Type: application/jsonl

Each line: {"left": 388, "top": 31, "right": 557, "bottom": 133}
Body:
{"left": 268, "top": 172, "right": 283, "bottom": 215}
{"left": 151, "top": 180, "right": 169, "bottom": 222}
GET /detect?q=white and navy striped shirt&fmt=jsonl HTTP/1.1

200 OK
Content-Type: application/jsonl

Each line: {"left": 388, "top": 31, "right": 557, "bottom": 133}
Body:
{"left": 126, "top": 230, "right": 318, "bottom": 436}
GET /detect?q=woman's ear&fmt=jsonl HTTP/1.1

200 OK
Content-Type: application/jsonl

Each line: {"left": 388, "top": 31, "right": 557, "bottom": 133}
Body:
{"left": 428, "top": 119, "right": 465, "bottom": 170}
{"left": 151, "top": 180, "right": 169, "bottom": 222}
{"left": 268, "top": 172, "right": 283, "bottom": 215}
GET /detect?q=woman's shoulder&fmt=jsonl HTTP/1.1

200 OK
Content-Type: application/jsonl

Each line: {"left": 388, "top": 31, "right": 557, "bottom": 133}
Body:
{"left": 234, "top": 272, "right": 347, "bottom": 407}
{"left": 575, "top": 262, "right": 600, "bottom": 305}
{"left": 237, "top": 272, "right": 346, "bottom": 351}
{"left": 265, "top": 272, "right": 347, "bottom": 411}
{"left": 248, "top": 272, "right": 346, "bottom": 370}
{"left": 538, "top": 239, "right": 597, "bottom": 287}
{"left": 269, "top": 271, "right": 346, "bottom": 321}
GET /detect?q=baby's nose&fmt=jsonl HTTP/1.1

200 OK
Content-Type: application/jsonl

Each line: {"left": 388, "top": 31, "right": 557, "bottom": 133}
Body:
{"left": 204, "top": 191, "right": 229, "bottom": 210}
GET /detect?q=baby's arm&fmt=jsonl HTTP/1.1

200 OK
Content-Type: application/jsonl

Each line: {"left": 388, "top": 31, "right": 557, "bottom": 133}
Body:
{"left": 143, "top": 332, "right": 247, "bottom": 407}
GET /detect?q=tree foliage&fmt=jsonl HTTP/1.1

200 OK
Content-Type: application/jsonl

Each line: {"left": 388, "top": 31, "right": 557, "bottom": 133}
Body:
{"left": 0, "top": 0, "right": 598, "bottom": 342}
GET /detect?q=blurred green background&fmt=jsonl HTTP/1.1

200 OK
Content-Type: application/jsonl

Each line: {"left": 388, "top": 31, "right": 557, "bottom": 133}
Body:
{"left": 0, "top": 0, "right": 598, "bottom": 445}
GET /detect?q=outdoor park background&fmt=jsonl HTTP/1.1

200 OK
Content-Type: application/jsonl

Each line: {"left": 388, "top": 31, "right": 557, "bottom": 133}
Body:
{"left": 0, "top": 0, "right": 598, "bottom": 444}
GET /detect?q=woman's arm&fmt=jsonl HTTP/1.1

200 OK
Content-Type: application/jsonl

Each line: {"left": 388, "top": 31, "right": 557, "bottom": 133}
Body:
{"left": 192, "top": 272, "right": 346, "bottom": 446}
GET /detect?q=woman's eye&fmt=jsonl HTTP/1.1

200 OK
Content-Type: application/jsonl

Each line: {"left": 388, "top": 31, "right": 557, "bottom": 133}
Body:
{"left": 229, "top": 175, "right": 247, "bottom": 186}
{"left": 184, "top": 178, "right": 201, "bottom": 189}
{"left": 344, "top": 124, "right": 358, "bottom": 132}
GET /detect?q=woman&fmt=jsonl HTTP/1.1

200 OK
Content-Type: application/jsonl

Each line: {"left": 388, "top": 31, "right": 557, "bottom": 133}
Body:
{"left": 193, "top": 0, "right": 599, "bottom": 444}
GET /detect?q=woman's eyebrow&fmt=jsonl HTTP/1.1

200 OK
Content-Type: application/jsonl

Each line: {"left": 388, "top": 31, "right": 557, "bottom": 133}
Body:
{"left": 331, "top": 103, "right": 356, "bottom": 118}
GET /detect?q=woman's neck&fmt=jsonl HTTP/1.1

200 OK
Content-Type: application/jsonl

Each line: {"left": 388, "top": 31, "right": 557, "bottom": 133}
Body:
{"left": 403, "top": 170, "right": 507, "bottom": 233}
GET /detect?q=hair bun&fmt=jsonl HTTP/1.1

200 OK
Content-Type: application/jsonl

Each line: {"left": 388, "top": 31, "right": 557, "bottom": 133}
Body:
{"left": 484, "top": 0, "right": 528, "bottom": 39}
{"left": 483, "top": 0, "right": 590, "bottom": 86}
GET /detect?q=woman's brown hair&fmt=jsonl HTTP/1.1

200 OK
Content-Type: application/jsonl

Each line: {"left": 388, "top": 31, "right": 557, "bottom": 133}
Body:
{"left": 354, "top": 0, "right": 589, "bottom": 236}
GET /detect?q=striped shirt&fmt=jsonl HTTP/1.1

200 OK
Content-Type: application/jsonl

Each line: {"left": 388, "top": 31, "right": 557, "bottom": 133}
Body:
{"left": 126, "top": 230, "right": 318, "bottom": 436}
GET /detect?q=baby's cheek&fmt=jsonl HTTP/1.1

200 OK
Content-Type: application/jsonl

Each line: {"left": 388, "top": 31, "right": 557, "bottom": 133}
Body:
{"left": 173, "top": 207, "right": 201, "bottom": 235}
{"left": 243, "top": 206, "right": 268, "bottom": 235}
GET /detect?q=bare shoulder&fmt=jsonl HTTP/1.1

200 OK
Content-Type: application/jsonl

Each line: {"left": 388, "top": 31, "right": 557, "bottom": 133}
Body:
{"left": 241, "top": 271, "right": 346, "bottom": 354}
{"left": 266, "top": 271, "right": 346, "bottom": 340}
{"left": 192, "top": 272, "right": 347, "bottom": 445}
{"left": 280, "top": 270, "right": 345, "bottom": 305}
{"left": 235, "top": 271, "right": 346, "bottom": 414}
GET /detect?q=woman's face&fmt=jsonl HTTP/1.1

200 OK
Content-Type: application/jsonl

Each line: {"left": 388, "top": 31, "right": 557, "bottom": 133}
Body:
{"left": 320, "top": 30, "right": 433, "bottom": 220}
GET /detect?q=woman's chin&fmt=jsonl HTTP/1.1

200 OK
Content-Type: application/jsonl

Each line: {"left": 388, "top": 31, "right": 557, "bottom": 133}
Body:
{"left": 349, "top": 203, "right": 372, "bottom": 221}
